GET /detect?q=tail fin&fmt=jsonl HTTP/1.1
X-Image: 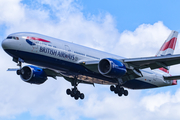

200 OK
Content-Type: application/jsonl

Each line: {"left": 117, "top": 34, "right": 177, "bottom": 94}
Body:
{"left": 156, "top": 30, "right": 178, "bottom": 73}
{"left": 156, "top": 30, "right": 178, "bottom": 56}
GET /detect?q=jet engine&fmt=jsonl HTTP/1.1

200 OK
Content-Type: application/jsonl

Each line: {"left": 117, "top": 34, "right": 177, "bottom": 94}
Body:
{"left": 98, "top": 58, "right": 127, "bottom": 78}
{"left": 18, "top": 65, "right": 47, "bottom": 84}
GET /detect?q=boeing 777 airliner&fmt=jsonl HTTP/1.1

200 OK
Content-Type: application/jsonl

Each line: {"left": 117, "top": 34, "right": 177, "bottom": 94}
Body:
{"left": 2, "top": 31, "right": 180, "bottom": 100}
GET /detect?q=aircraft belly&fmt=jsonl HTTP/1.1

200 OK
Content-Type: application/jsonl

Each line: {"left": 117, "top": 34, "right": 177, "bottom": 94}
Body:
{"left": 123, "top": 79, "right": 158, "bottom": 89}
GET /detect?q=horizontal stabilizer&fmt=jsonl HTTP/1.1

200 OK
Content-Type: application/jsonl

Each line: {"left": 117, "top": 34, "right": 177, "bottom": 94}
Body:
{"left": 164, "top": 75, "right": 180, "bottom": 80}
{"left": 7, "top": 68, "right": 19, "bottom": 71}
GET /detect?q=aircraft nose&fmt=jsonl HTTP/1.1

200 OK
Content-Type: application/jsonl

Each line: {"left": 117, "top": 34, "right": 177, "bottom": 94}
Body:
{"left": 1, "top": 39, "right": 9, "bottom": 49}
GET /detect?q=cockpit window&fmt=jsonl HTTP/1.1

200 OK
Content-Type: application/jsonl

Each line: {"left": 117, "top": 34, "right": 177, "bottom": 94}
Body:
{"left": 7, "top": 36, "right": 13, "bottom": 39}
{"left": 6, "top": 36, "right": 19, "bottom": 40}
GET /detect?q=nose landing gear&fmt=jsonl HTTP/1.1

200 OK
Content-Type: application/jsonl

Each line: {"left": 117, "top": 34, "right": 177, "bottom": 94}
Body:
{"left": 14, "top": 57, "right": 23, "bottom": 75}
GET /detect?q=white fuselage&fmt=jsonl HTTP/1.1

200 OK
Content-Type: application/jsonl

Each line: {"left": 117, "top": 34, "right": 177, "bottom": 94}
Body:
{"left": 1, "top": 32, "right": 175, "bottom": 89}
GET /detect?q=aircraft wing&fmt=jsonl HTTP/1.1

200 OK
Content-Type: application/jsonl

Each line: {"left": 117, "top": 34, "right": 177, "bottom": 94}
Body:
{"left": 80, "top": 54, "right": 180, "bottom": 72}
{"left": 123, "top": 54, "right": 180, "bottom": 70}
{"left": 80, "top": 60, "right": 142, "bottom": 81}
{"left": 80, "top": 54, "right": 180, "bottom": 82}
{"left": 44, "top": 54, "right": 180, "bottom": 84}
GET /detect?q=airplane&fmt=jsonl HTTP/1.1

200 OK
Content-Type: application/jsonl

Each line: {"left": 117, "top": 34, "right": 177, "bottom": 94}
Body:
{"left": 1, "top": 30, "right": 180, "bottom": 100}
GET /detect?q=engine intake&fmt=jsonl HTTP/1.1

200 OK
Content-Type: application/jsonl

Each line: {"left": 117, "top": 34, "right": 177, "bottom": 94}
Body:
{"left": 20, "top": 65, "right": 47, "bottom": 84}
{"left": 98, "top": 58, "right": 127, "bottom": 78}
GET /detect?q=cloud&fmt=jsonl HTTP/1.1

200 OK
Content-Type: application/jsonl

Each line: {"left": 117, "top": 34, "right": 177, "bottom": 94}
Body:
{"left": 113, "top": 21, "right": 171, "bottom": 58}
{"left": 1, "top": 0, "right": 180, "bottom": 120}
{"left": 139, "top": 89, "right": 180, "bottom": 120}
{"left": 0, "top": 0, "right": 24, "bottom": 25}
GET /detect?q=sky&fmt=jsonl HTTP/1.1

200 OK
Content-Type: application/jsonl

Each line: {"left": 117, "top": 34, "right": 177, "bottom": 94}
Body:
{"left": 1, "top": 0, "right": 180, "bottom": 120}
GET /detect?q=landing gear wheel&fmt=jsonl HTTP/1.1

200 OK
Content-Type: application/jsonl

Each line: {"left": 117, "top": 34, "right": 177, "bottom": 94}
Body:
{"left": 66, "top": 89, "right": 71, "bottom": 95}
{"left": 114, "top": 87, "right": 119, "bottom": 94}
{"left": 76, "top": 91, "right": 80, "bottom": 96}
{"left": 72, "top": 88, "right": 77, "bottom": 94}
{"left": 16, "top": 70, "right": 21, "bottom": 75}
{"left": 110, "top": 85, "right": 129, "bottom": 97}
{"left": 74, "top": 95, "right": 79, "bottom": 100}
{"left": 118, "top": 91, "right": 122, "bottom": 96}
{"left": 80, "top": 93, "right": 84, "bottom": 99}
{"left": 110, "top": 85, "right": 115, "bottom": 91}
{"left": 120, "top": 87, "right": 124, "bottom": 92}
{"left": 70, "top": 93, "right": 75, "bottom": 97}
{"left": 124, "top": 90, "right": 128, "bottom": 96}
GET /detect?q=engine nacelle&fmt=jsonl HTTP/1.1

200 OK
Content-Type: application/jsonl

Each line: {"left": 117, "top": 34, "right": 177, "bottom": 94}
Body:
{"left": 98, "top": 58, "right": 127, "bottom": 78}
{"left": 20, "top": 65, "right": 47, "bottom": 84}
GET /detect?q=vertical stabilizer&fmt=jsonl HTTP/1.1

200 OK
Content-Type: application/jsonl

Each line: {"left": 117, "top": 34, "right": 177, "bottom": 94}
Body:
{"left": 156, "top": 30, "right": 178, "bottom": 56}
{"left": 156, "top": 30, "right": 178, "bottom": 85}
{"left": 156, "top": 30, "right": 178, "bottom": 75}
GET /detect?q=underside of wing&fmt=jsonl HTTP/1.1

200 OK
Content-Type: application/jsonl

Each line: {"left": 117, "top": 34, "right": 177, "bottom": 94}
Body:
{"left": 79, "top": 59, "right": 143, "bottom": 82}
{"left": 79, "top": 60, "right": 99, "bottom": 73}
{"left": 44, "top": 53, "right": 180, "bottom": 85}
{"left": 60, "top": 71, "right": 116, "bottom": 85}
{"left": 43, "top": 67, "right": 116, "bottom": 85}
{"left": 43, "top": 68, "right": 62, "bottom": 79}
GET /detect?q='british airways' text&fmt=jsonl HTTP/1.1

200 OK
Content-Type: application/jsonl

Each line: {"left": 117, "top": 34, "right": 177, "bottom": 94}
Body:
{"left": 39, "top": 46, "right": 78, "bottom": 61}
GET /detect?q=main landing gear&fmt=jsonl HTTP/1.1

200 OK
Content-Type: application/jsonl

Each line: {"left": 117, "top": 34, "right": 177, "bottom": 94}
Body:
{"left": 66, "top": 88, "right": 84, "bottom": 100}
{"left": 110, "top": 85, "right": 128, "bottom": 97}
{"left": 66, "top": 77, "right": 85, "bottom": 100}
